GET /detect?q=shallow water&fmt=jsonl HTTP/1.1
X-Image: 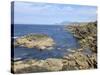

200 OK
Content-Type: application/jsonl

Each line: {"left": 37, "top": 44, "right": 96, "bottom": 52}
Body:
{"left": 12, "top": 24, "right": 80, "bottom": 60}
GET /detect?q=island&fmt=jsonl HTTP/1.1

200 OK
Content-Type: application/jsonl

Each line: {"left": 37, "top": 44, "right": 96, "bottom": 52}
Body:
{"left": 14, "top": 33, "right": 55, "bottom": 50}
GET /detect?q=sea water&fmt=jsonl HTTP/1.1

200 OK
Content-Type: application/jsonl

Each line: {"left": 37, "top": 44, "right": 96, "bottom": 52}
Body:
{"left": 12, "top": 24, "right": 80, "bottom": 60}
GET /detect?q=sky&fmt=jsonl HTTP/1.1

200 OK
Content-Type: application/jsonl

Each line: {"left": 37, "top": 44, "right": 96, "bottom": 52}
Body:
{"left": 13, "top": 1, "right": 97, "bottom": 24}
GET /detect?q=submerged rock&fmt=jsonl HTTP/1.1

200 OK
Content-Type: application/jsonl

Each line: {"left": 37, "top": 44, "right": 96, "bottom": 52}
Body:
{"left": 14, "top": 33, "right": 55, "bottom": 50}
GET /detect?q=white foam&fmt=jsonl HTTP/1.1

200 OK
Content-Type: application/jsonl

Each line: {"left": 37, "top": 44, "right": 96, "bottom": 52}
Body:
{"left": 12, "top": 36, "right": 18, "bottom": 39}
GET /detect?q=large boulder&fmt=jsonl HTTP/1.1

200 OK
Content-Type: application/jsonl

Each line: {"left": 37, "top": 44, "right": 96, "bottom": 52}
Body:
{"left": 14, "top": 33, "right": 55, "bottom": 50}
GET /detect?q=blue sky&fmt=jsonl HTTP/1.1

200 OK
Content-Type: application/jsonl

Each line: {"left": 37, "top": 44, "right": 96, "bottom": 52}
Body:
{"left": 13, "top": 1, "right": 97, "bottom": 24}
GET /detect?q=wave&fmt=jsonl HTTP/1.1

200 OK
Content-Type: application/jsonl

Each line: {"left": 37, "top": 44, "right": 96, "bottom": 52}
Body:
{"left": 11, "top": 36, "right": 18, "bottom": 39}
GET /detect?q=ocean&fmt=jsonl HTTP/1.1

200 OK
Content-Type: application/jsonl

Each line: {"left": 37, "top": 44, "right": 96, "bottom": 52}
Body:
{"left": 12, "top": 24, "right": 80, "bottom": 60}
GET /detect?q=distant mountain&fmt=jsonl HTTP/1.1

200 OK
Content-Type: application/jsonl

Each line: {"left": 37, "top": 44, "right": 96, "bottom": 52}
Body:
{"left": 55, "top": 21, "right": 71, "bottom": 25}
{"left": 55, "top": 21, "right": 93, "bottom": 26}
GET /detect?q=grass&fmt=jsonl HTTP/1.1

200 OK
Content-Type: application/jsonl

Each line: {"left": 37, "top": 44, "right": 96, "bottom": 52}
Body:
{"left": 23, "top": 33, "right": 49, "bottom": 40}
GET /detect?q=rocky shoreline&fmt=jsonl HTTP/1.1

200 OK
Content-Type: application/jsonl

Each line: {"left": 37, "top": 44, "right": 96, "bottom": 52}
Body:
{"left": 12, "top": 21, "right": 97, "bottom": 73}
{"left": 12, "top": 50, "right": 97, "bottom": 73}
{"left": 66, "top": 21, "right": 97, "bottom": 53}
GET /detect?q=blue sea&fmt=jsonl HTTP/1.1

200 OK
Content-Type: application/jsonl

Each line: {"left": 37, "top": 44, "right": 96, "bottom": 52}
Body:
{"left": 12, "top": 24, "right": 80, "bottom": 60}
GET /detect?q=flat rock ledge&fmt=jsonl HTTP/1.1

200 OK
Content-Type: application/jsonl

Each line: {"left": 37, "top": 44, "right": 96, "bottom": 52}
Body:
{"left": 14, "top": 33, "right": 55, "bottom": 50}
{"left": 12, "top": 51, "right": 97, "bottom": 74}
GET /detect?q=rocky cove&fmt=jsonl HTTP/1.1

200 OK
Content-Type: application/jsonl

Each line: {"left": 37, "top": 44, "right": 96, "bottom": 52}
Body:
{"left": 13, "top": 25, "right": 80, "bottom": 60}
{"left": 12, "top": 22, "right": 97, "bottom": 73}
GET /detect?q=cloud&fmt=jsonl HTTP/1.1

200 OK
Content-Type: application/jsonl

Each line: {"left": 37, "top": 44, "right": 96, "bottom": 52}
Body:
{"left": 13, "top": 1, "right": 97, "bottom": 24}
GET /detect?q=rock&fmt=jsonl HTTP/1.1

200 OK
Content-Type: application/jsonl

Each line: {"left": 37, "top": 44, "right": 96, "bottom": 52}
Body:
{"left": 15, "top": 33, "right": 55, "bottom": 50}
{"left": 77, "top": 48, "right": 83, "bottom": 52}
{"left": 62, "top": 52, "right": 97, "bottom": 70}
{"left": 67, "top": 49, "right": 76, "bottom": 53}
{"left": 38, "top": 46, "right": 46, "bottom": 50}
{"left": 42, "top": 58, "right": 63, "bottom": 71}
{"left": 46, "top": 47, "right": 54, "bottom": 50}
{"left": 73, "top": 52, "right": 90, "bottom": 69}
{"left": 89, "top": 53, "right": 97, "bottom": 68}
{"left": 67, "top": 21, "right": 97, "bottom": 53}
{"left": 12, "top": 51, "right": 97, "bottom": 73}
{"left": 12, "top": 58, "right": 63, "bottom": 73}
{"left": 63, "top": 56, "right": 69, "bottom": 59}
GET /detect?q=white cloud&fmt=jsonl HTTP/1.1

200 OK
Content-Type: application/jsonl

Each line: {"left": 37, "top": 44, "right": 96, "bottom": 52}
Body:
{"left": 14, "top": 1, "right": 97, "bottom": 24}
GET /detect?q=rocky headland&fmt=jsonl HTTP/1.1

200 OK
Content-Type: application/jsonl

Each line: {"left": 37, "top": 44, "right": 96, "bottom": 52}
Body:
{"left": 66, "top": 21, "right": 97, "bottom": 53}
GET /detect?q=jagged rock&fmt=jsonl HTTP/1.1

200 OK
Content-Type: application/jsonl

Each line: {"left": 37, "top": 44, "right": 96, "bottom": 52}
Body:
{"left": 72, "top": 52, "right": 90, "bottom": 69}
{"left": 41, "top": 58, "right": 63, "bottom": 71}
{"left": 12, "top": 51, "right": 97, "bottom": 73}
{"left": 67, "top": 21, "right": 97, "bottom": 53}
{"left": 62, "top": 52, "right": 97, "bottom": 70}
{"left": 12, "top": 58, "right": 63, "bottom": 73}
